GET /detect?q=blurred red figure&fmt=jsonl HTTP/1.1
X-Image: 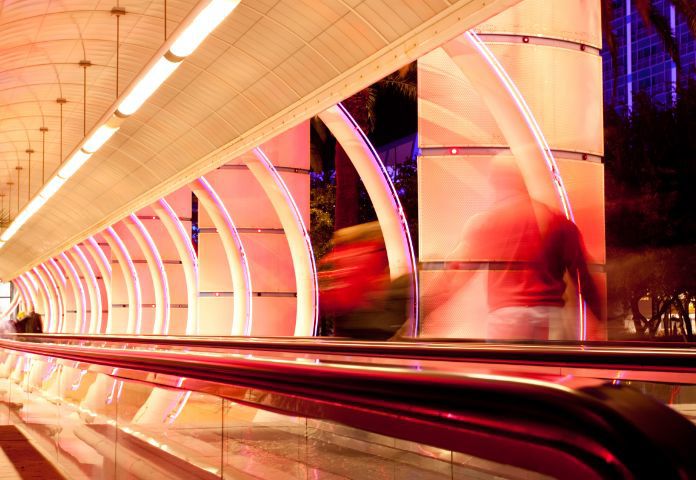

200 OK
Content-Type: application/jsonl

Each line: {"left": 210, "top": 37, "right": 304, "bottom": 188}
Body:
{"left": 450, "top": 157, "right": 601, "bottom": 340}
{"left": 318, "top": 222, "right": 409, "bottom": 340}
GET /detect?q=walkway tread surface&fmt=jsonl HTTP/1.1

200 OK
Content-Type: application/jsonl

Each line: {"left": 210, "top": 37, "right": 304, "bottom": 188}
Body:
{"left": 0, "top": 425, "right": 64, "bottom": 479}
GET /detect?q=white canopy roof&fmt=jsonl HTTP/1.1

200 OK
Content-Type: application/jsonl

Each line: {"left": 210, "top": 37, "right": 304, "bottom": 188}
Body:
{"left": 0, "top": 0, "right": 516, "bottom": 279}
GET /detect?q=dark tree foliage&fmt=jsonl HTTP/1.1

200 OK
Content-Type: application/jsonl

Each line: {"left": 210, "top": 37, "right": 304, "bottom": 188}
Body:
{"left": 605, "top": 80, "right": 696, "bottom": 339}
{"left": 310, "top": 160, "right": 419, "bottom": 262}
{"left": 603, "top": 0, "right": 696, "bottom": 101}
{"left": 310, "top": 63, "right": 418, "bottom": 260}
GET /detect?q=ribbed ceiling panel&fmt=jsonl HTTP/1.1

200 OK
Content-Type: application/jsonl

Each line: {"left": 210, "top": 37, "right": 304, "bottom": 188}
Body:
{"left": 0, "top": 0, "right": 520, "bottom": 279}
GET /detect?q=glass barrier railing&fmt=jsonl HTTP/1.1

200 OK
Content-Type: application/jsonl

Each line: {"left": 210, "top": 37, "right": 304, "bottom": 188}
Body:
{"left": 1, "top": 337, "right": 696, "bottom": 479}
{"left": 0, "top": 353, "right": 552, "bottom": 479}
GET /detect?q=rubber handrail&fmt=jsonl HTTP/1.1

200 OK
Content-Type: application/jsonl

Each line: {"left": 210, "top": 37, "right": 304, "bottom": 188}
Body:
{"left": 8, "top": 333, "right": 696, "bottom": 373}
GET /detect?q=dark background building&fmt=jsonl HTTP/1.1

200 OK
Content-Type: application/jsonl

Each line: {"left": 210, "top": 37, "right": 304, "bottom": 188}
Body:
{"left": 602, "top": 0, "right": 696, "bottom": 109}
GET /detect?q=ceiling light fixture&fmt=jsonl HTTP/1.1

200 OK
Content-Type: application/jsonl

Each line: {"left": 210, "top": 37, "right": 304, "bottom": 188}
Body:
{"left": 40, "top": 176, "right": 66, "bottom": 200}
{"left": 169, "top": 0, "right": 240, "bottom": 57}
{"left": 58, "top": 150, "right": 92, "bottom": 180}
{"left": 82, "top": 123, "right": 119, "bottom": 153}
{"left": 0, "top": 0, "right": 240, "bottom": 248}
{"left": 117, "top": 56, "right": 181, "bottom": 116}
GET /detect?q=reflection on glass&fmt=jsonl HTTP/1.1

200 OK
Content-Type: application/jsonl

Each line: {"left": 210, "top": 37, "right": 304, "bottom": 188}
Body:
{"left": 0, "top": 350, "right": 552, "bottom": 479}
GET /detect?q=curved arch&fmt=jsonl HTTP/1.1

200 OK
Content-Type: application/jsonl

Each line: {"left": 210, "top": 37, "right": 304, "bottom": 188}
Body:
{"left": 152, "top": 199, "right": 199, "bottom": 335}
{"left": 12, "top": 277, "right": 32, "bottom": 313}
{"left": 190, "top": 177, "right": 252, "bottom": 336}
{"left": 318, "top": 104, "right": 419, "bottom": 335}
{"left": 83, "top": 237, "right": 113, "bottom": 333}
{"left": 57, "top": 252, "right": 86, "bottom": 333}
{"left": 68, "top": 245, "right": 101, "bottom": 334}
{"left": 33, "top": 266, "right": 58, "bottom": 332}
{"left": 247, "top": 148, "right": 318, "bottom": 336}
{"left": 123, "top": 214, "right": 170, "bottom": 335}
{"left": 441, "top": 31, "right": 586, "bottom": 339}
{"left": 102, "top": 226, "right": 141, "bottom": 334}
{"left": 19, "top": 272, "right": 40, "bottom": 314}
{"left": 0, "top": 292, "right": 20, "bottom": 320}
{"left": 38, "top": 263, "right": 62, "bottom": 333}
{"left": 45, "top": 258, "right": 68, "bottom": 332}
{"left": 25, "top": 269, "right": 51, "bottom": 324}
{"left": 30, "top": 267, "right": 53, "bottom": 330}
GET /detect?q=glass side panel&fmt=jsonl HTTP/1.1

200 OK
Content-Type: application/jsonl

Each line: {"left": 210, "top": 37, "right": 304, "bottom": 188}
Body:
{"left": 0, "top": 349, "right": 554, "bottom": 479}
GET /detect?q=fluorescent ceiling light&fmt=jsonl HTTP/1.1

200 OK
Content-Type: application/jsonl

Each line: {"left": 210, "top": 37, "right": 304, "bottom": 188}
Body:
{"left": 58, "top": 150, "right": 92, "bottom": 180}
{"left": 23, "top": 196, "right": 47, "bottom": 218}
{"left": 118, "top": 57, "right": 180, "bottom": 116}
{"left": 170, "top": 0, "right": 240, "bottom": 57}
{"left": 39, "top": 176, "right": 66, "bottom": 200}
{"left": 1, "top": 217, "right": 21, "bottom": 242}
{"left": 83, "top": 124, "right": 119, "bottom": 153}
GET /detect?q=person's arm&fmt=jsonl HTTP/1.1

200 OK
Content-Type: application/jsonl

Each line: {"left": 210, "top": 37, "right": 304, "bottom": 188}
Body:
{"left": 564, "top": 222, "right": 603, "bottom": 321}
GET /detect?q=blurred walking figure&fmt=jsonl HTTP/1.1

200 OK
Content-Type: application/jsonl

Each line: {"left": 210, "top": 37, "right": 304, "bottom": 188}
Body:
{"left": 318, "top": 222, "right": 409, "bottom": 340}
{"left": 447, "top": 157, "right": 601, "bottom": 340}
{"left": 13, "top": 310, "right": 43, "bottom": 334}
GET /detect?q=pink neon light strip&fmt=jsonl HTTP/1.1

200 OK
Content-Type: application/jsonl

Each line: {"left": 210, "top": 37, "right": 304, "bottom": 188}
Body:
{"left": 129, "top": 214, "right": 170, "bottom": 335}
{"left": 156, "top": 198, "right": 198, "bottom": 334}
{"left": 47, "top": 258, "right": 67, "bottom": 332}
{"left": 86, "top": 237, "right": 112, "bottom": 276}
{"left": 105, "top": 226, "right": 142, "bottom": 334}
{"left": 59, "top": 252, "right": 87, "bottom": 333}
{"left": 0, "top": 292, "right": 20, "bottom": 319}
{"left": 197, "top": 177, "right": 252, "bottom": 336}
{"left": 28, "top": 268, "right": 53, "bottom": 328}
{"left": 32, "top": 267, "right": 55, "bottom": 332}
{"left": 84, "top": 237, "right": 112, "bottom": 332}
{"left": 335, "top": 103, "right": 420, "bottom": 335}
{"left": 12, "top": 277, "right": 31, "bottom": 312}
{"left": 39, "top": 263, "right": 62, "bottom": 333}
{"left": 18, "top": 274, "right": 37, "bottom": 312}
{"left": 463, "top": 31, "right": 586, "bottom": 340}
{"left": 72, "top": 244, "right": 102, "bottom": 334}
{"left": 252, "top": 147, "right": 319, "bottom": 336}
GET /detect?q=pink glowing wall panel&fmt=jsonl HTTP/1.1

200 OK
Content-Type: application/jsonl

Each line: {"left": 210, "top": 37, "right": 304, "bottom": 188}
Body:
{"left": 419, "top": 155, "right": 605, "bottom": 264}
{"left": 239, "top": 233, "right": 295, "bottom": 292}
{"left": 112, "top": 223, "right": 155, "bottom": 333}
{"left": 476, "top": 0, "right": 602, "bottom": 48}
{"left": 197, "top": 296, "right": 234, "bottom": 336}
{"left": 198, "top": 169, "right": 280, "bottom": 228}
{"left": 419, "top": 270, "right": 488, "bottom": 339}
{"left": 106, "top": 242, "right": 130, "bottom": 334}
{"left": 418, "top": 45, "right": 603, "bottom": 155}
{"left": 250, "top": 297, "right": 296, "bottom": 336}
{"left": 196, "top": 122, "right": 309, "bottom": 336}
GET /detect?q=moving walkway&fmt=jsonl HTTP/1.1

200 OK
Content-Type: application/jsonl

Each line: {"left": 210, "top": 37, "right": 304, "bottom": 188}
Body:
{"left": 1, "top": 334, "right": 695, "bottom": 479}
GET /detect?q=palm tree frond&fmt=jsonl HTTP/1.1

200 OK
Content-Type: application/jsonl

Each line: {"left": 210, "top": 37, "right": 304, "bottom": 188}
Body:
{"left": 364, "top": 87, "right": 378, "bottom": 133}
{"left": 378, "top": 78, "right": 418, "bottom": 102}
{"left": 635, "top": 0, "right": 652, "bottom": 27}
{"left": 602, "top": 0, "right": 620, "bottom": 102}
{"left": 646, "top": 5, "right": 681, "bottom": 70}
{"left": 672, "top": 0, "right": 696, "bottom": 38}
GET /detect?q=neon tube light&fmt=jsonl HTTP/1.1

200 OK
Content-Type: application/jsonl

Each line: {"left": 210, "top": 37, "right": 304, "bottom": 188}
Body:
{"left": 460, "top": 31, "right": 586, "bottom": 339}
{"left": 39, "top": 263, "right": 62, "bottom": 333}
{"left": 58, "top": 252, "right": 87, "bottom": 333}
{"left": 250, "top": 147, "right": 319, "bottom": 336}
